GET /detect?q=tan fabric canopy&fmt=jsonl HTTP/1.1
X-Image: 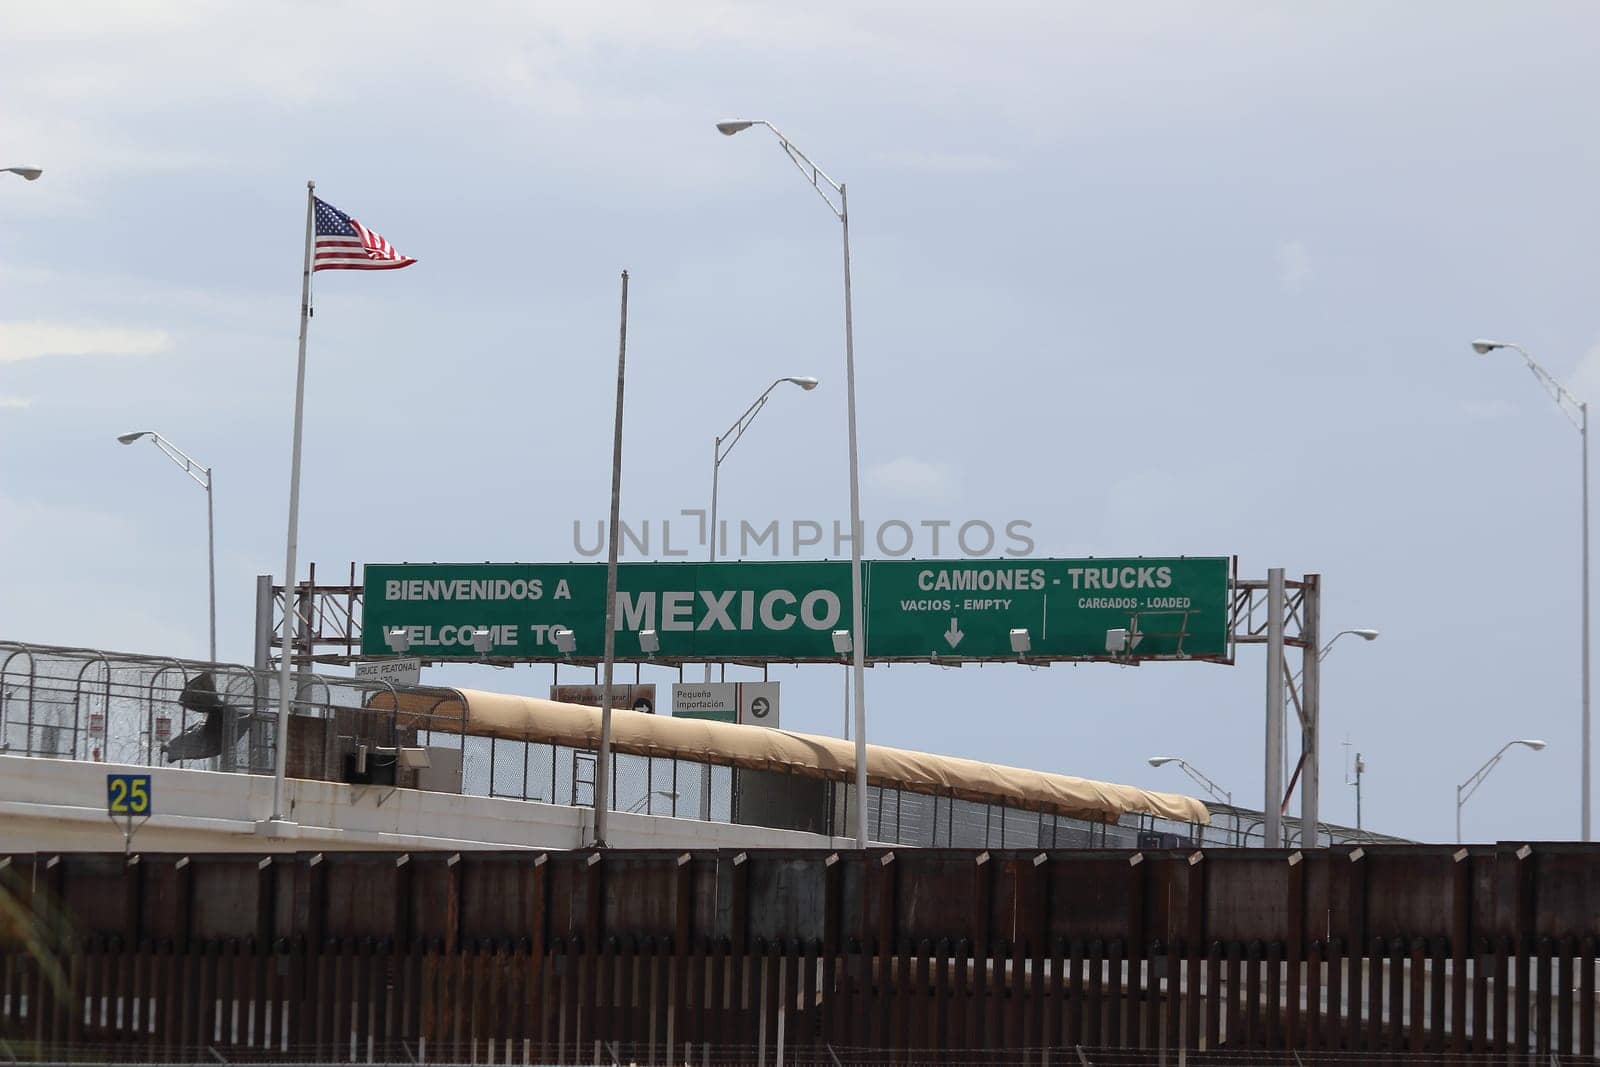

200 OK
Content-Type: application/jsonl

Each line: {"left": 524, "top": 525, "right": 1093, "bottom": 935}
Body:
{"left": 376, "top": 687, "right": 1208, "bottom": 826}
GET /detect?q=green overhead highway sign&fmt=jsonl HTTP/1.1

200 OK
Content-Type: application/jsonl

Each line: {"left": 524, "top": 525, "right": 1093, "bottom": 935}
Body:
{"left": 361, "top": 557, "right": 1232, "bottom": 664}
{"left": 863, "top": 557, "right": 1231, "bottom": 661}
{"left": 363, "top": 561, "right": 851, "bottom": 661}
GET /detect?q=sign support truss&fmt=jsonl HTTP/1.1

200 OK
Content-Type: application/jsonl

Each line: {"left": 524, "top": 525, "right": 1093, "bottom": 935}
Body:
{"left": 260, "top": 562, "right": 363, "bottom": 669}
{"left": 1229, "top": 570, "right": 1322, "bottom": 849}
{"left": 263, "top": 560, "right": 1324, "bottom": 847}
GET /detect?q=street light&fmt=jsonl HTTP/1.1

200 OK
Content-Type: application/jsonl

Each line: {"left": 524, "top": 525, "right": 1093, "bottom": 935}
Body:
{"left": 1282, "top": 626, "right": 1379, "bottom": 816}
{"left": 1471, "top": 338, "right": 1589, "bottom": 841}
{"left": 1148, "top": 756, "right": 1233, "bottom": 807}
{"left": 1289, "top": 628, "right": 1380, "bottom": 693}
{"left": 627, "top": 789, "right": 681, "bottom": 815}
{"left": 711, "top": 379, "right": 819, "bottom": 523}
{"left": 1456, "top": 738, "right": 1547, "bottom": 843}
{"left": 718, "top": 117, "right": 871, "bottom": 849}
{"left": 2, "top": 167, "right": 42, "bottom": 181}
{"left": 706, "top": 375, "right": 820, "bottom": 679}
{"left": 1325, "top": 628, "right": 1379, "bottom": 652}
{"left": 117, "top": 430, "right": 216, "bottom": 663}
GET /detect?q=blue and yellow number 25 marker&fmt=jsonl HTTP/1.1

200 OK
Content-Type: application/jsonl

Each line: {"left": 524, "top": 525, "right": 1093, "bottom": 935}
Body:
{"left": 106, "top": 773, "right": 152, "bottom": 816}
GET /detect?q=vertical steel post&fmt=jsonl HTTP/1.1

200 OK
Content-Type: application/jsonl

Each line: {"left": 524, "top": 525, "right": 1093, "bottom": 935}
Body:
{"left": 1583, "top": 402, "right": 1591, "bottom": 841}
{"left": 1264, "top": 567, "right": 1285, "bottom": 848}
{"left": 1355, "top": 753, "right": 1364, "bottom": 838}
{"left": 706, "top": 436, "right": 719, "bottom": 685}
{"left": 205, "top": 469, "right": 216, "bottom": 663}
{"left": 253, "top": 576, "right": 274, "bottom": 674}
{"left": 719, "top": 121, "right": 867, "bottom": 841}
{"left": 841, "top": 183, "right": 869, "bottom": 850}
{"left": 1486, "top": 343, "right": 1589, "bottom": 839}
{"left": 212, "top": 481, "right": 229, "bottom": 771}
{"left": 271, "top": 180, "right": 316, "bottom": 823}
{"left": 1301, "top": 574, "right": 1321, "bottom": 847}
{"left": 252, "top": 575, "right": 274, "bottom": 772}
{"left": 593, "top": 270, "right": 629, "bottom": 847}
{"left": 709, "top": 440, "right": 720, "bottom": 568}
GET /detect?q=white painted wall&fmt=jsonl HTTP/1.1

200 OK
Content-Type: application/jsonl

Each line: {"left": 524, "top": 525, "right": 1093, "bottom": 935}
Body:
{"left": 0, "top": 754, "right": 853, "bottom": 853}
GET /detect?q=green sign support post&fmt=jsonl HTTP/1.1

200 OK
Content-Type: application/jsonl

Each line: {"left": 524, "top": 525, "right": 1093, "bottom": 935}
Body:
{"left": 362, "top": 557, "right": 1232, "bottom": 664}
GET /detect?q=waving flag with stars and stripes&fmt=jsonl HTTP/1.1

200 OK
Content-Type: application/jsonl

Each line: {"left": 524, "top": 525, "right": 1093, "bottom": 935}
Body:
{"left": 274, "top": 183, "right": 417, "bottom": 799}
{"left": 312, "top": 197, "right": 416, "bottom": 272}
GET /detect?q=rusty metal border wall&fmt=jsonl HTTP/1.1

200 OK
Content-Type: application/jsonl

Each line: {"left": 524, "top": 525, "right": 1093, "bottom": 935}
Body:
{"left": 2, "top": 845, "right": 1598, "bottom": 1062}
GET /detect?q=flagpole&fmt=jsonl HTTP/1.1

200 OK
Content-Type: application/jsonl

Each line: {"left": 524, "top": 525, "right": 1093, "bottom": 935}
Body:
{"left": 271, "top": 179, "right": 316, "bottom": 824}
{"left": 592, "top": 269, "right": 629, "bottom": 848}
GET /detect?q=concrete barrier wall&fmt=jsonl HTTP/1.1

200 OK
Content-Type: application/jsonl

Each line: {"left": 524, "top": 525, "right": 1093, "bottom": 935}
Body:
{"left": 0, "top": 753, "right": 852, "bottom": 852}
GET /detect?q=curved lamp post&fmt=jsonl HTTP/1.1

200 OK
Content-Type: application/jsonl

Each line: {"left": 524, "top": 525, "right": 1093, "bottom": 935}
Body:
{"left": 2, "top": 166, "right": 42, "bottom": 181}
{"left": 1150, "top": 755, "right": 1238, "bottom": 845}
{"left": 1148, "top": 755, "right": 1232, "bottom": 806}
{"left": 117, "top": 431, "right": 216, "bottom": 662}
{"left": 718, "top": 118, "right": 871, "bottom": 848}
{"left": 1291, "top": 629, "right": 1380, "bottom": 687}
{"left": 706, "top": 376, "right": 819, "bottom": 681}
{"left": 1456, "top": 738, "right": 1546, "bottom": 844}
{"left": 1323, "top": 628, "right": 1379, "bottom": 656}
{"left": 626, "top": 789, "right": 682, "bottom": 815}
{"left": 1471, "top": 339, "right": 1589, "bottom": 841}
{"left": 1282, "top": 627, "right": 1380, "bottom": 832}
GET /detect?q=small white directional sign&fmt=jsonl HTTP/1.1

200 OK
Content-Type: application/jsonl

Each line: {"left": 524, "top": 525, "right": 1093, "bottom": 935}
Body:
{"left": 738, "top": 682, "right": 780, "bottom": 728}
{"left": 673, "top": 682, "right": 780, "bottom": 727}
{"left": 673, "top": 682, "right": 736, "bottom": 721}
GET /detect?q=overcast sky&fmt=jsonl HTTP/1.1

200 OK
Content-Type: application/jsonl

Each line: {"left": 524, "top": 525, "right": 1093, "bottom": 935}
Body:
{"left": 3, "top": 2, "right": 1598, "bottom": 844}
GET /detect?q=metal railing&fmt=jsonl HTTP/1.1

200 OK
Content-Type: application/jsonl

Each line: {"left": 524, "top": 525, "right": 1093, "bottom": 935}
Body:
{"left": 0, "top": 641, "right": 1405, "bottom": 848}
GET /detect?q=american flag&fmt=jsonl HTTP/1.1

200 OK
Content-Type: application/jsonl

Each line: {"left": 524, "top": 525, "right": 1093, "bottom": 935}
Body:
{"left": 313, "top": 197, "right": 416, "bottom": 272}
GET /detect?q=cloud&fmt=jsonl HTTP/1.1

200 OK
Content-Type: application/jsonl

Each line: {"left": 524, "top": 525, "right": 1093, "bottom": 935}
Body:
{"left": 0, "top": 321, "right": 172, "bottom": 363}
{"left": 0, "top": 116, "right": 223, "bottom": 177}
{"left": 1569, "top": 338, "right": 1600, "bottom": 406}
{"left": 1277, "top": 240, "right": 1312, "bottom": 291}
{"left": 0, "top": 492, "right": 199, "bottom": 656}
{"left": 874, "top": 150, "right": 1014, "bottom": 174}
{"left": 0, "top": 396, "right": 32, "bottom": 409}
{"left": 0, "top": 261, "right": 58, "bottom": 285}
{"left": 866, "top": 456, "right": 959, "bottom": 500}
{"left": 1461, "top": 398, "right": 1519, "bottom": 421}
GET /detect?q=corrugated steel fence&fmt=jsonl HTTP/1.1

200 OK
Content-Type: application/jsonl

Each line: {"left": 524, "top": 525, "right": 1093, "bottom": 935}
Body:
{"left": 1, "top": 845, "right": 1597, "bottom": 1063}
